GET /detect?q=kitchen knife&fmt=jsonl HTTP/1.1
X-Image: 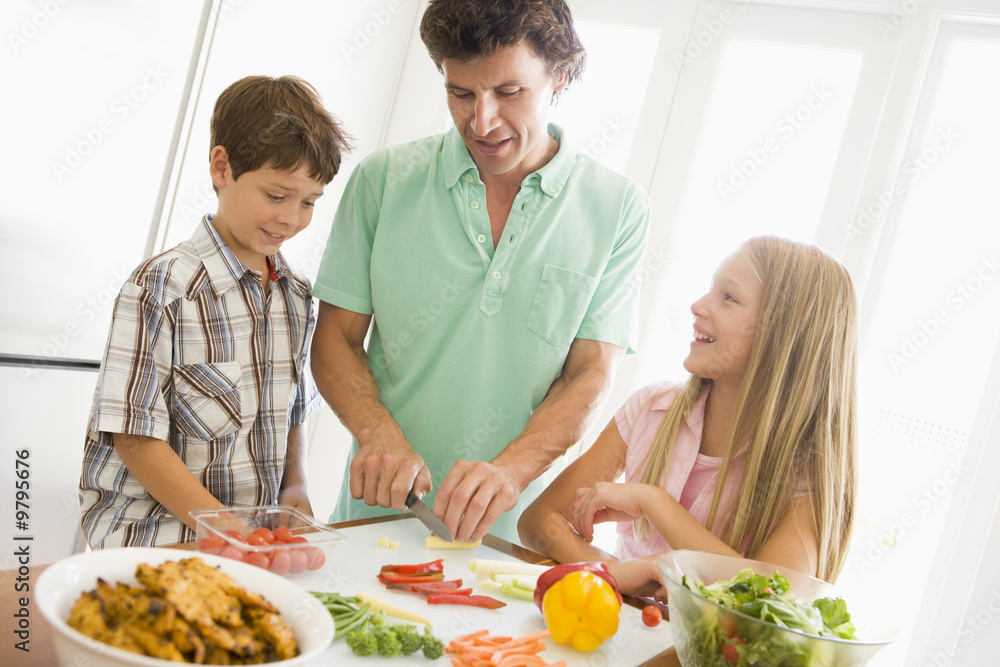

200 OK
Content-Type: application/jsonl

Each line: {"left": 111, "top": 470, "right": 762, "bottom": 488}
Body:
{"left": 405, "top": 491, "right": 453, "bottom": 542}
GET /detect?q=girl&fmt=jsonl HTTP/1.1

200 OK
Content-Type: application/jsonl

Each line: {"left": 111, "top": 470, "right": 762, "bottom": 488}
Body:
{"left": 517, "top": 236, "right": 858, "bottom": 597}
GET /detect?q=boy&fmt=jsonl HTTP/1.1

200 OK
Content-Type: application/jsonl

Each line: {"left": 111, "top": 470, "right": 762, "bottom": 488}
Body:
{"left": 79, "top": 75, "right": 352, "bottom": 548}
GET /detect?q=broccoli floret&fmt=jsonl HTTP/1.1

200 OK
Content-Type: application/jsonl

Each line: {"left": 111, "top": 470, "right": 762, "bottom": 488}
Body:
{"left": 393, "top": 623, "right": 424, "bottom": 656}
{"left": 345, "top": 628, "right": 377, "bottom": 657}
{"left": 375, "top": 627, "right": 402, "bottom": 657}
{"left": 421, "top": 626, "right": 445, "bottom": 660}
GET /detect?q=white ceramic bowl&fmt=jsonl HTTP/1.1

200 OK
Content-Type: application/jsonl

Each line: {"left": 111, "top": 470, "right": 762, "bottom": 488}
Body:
{"left": 659, "top": 550, "right": 896, "bottom": 667}
{"left": 37, "top": 547, "right": 333, "bottom": 666}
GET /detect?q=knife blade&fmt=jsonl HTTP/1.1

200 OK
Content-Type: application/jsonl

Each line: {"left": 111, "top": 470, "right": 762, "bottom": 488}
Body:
{"left": 405, "top": 491, "right": 453, "bottom": 542}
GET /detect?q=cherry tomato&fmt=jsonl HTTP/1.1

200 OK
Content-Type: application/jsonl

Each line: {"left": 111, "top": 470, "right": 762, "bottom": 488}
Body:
{"left": 199, "top": 534, "right": 226, "bottom": 554}
{"left": 251, "top": 527, "right": 275, "bottom": 544}
{"left": 288, "top": 548, "right": 309, "bottom": 574}
{"left": 272, "top": 527, "right": 294, "bottom": 543}
{"left": 641, "top": 604, "right": 663, "bottom": 627}
{"left": 268, "top": 549, "right": 291, "bottom": 575}
{"left": 289, "top": 535, "right": 308, "bottom": 544}
{"left": 224, "top": 529, "right": 247, "bottom": 544}
{"left": 218, "top": 546, "right": 245, "bottom": 562}
{"left": 244, "top": 551, "right": 271, "bottom": 570}
{"left": 246, "top": 534, "right": 269, "bottom": 547}
{"left": 306, "top": 547, "right": 325, "bottom": 571}
{"left": 722, "top": 642, "right": 740, "bottom": 664}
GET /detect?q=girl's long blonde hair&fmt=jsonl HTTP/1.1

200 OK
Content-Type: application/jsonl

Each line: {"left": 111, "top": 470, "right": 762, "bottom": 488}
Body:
{"left": 637, "top": 236, "right": 858, "bottom": 582}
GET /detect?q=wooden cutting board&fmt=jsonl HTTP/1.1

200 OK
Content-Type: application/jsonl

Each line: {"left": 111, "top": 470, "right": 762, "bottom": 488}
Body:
{"left": 289, "top": 515, "right": 674, "bottom": 665}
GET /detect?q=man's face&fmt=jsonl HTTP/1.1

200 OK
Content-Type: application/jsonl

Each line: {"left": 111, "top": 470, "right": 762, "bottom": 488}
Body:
{"left": 442, "top": 41, "right": 568, "bottom": 183}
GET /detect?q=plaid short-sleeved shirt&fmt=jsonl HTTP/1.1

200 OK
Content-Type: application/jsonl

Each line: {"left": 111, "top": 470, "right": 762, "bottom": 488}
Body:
{"left": 79, "top": 216, "right": 321, "bottom": 548}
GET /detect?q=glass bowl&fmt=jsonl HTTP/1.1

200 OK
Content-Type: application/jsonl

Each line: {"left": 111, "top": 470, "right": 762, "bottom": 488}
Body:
{"left": 658, "top": 550, "right": 896, "bottom": 666}
{"left": 190, "top": 505, "right": 344, "bottom": 576}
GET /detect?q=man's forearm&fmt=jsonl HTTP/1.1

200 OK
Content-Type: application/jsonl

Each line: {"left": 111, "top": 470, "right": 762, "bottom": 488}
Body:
{"left": 310, "top": 311, "right": 405, "bottom": 449}
{"left": 491, "top": 341, "right": 624, "bottom": 489}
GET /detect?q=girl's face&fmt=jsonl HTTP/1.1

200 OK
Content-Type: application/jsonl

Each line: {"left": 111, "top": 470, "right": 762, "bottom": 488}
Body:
{"left": 684, "top": 251, "right": 763, "bottom": 386}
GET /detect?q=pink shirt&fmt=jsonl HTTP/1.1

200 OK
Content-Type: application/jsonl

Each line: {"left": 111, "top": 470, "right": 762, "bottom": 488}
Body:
{"left": 613, "top": 381, "right": 746, "bottom": 559}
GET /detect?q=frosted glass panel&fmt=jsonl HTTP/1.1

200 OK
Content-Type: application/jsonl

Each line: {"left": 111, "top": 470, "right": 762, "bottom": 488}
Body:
{"left": 638, "top": 40, "right": 864, "bottom": 385}
{"left": 551, "top": 21, "right": 660, "bottom": 175}
{"left": 0, "top": 0, "right": 204, "bottom": 360}
{"left": 839, "top": 38, "right": 1000, "bottom": 662}
{"left": 159, "top": 0, "right": 420, "bottom": 284}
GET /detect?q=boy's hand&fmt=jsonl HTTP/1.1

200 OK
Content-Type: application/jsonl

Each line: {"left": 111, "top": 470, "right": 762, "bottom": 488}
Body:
{"left": 277, "top": 486, "right": 314, "bottom": 518}
{"left": 350, "top": 431, "right": 432, "bottom": 511}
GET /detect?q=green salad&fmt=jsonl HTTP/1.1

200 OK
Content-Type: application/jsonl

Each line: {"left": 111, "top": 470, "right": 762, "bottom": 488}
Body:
{"left": 677, "top": 568, "right": 857, "bottom": 666}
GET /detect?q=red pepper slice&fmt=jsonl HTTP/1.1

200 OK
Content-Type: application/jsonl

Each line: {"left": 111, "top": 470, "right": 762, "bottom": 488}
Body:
{"left": 377, "top": 572, "right": 446, "bottom": 585}
{"left": 385, "top": 579, "right": 465, "bottom": 593}
{"left": 425, "top": 593, "right": 507, "bottom": 609}
{"left": 380, "top": 559, "right": 445, "bottom": 575}
{"left": 418, "top": 587, "right": 472, "bottom": 597}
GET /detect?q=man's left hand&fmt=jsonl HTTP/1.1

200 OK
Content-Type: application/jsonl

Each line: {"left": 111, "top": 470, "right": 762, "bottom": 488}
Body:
{"left": 434, "top": 461, "right": 520, "bottom": 543}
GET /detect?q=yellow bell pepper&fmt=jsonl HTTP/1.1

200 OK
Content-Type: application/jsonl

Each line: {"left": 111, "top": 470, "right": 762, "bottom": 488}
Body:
{"left": 541, "top": 569, "right": 621, "bottom": 651}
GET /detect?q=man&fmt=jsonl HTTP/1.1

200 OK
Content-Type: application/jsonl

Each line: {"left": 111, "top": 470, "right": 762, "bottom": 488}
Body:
{"left": 311, "top": 0, "right": 651, "bottom": 545}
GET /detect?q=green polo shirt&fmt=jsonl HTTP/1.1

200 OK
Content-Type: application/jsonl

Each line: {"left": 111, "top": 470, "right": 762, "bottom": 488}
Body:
{"left": 314, "top": 124, "right": 650, "bottom": 543}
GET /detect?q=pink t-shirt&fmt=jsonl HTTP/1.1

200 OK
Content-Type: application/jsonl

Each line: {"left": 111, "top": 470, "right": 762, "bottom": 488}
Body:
{"left": 613, "top": 381, "right": 746, "bottom": 560}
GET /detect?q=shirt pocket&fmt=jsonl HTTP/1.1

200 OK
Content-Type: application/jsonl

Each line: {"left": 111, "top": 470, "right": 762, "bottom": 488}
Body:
{"left": 526, "top": 264, "right": 599, "bottom": 346}
{"left": 171, "top": 361, "right": 243, "bottom": 440}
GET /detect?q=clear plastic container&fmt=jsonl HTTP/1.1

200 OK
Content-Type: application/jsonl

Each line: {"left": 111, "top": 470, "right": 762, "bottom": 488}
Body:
{"left": 190, "top": 505, "right": 344, "bottom": 576}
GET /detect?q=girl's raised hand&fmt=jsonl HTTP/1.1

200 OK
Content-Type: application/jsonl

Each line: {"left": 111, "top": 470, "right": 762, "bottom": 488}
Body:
{"left": 570, "top": 481, "right": 654, "bottom": 543}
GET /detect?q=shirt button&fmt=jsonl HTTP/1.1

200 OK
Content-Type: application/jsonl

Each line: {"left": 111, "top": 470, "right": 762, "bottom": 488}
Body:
{"left": 464, "top": 174, "right": 474, "bottom": 182}
{"left": 493, "top": 270, "right": 501, "bottom": 280}
{"left": 447, "top": 176, "right": 455, "bottom": 184}
{"left": 548, "top": 185, "right": 558, "bottom": 193}
{"left": 470, "top": 201, "right": 480, "bottom": 210}
{"left": 477, "top": 234, "right": 486, "bottom": 243}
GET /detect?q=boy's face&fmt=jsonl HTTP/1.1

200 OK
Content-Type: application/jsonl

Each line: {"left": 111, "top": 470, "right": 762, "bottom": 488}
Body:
{"left": 209, "top": 146, "right": 325, "bottom": 273}
{"left": 442, "top": 41, "right": 567, "bottom": 185}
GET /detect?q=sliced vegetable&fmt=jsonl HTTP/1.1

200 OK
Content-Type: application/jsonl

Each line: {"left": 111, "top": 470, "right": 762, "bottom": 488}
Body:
{"left": 356, "top": 591, "right": 430, "bottom": 625}
{"left": 468, "top": 558, "right": 550, "bottom": 579}
{"left": 417, "top": 587, "right": 472, "bottom": 597}
{"left": 386, "top": 579, "right": 465, "bottom": 593}
{"left": 381, "top": 559, "right": 444, "bottom": 575}
{"left": 426, "top": 593, "right": 507, "bottom": 609}
{"left": 425, "top": 534, "right": 481, "bottom": 549}
{"left": 492, "top": 573, "right": 538, "bottom": 591}
{"left": 377, "top": 536, "right": 400, "bottom": 549}
{"left": 377, "top": 571, "right": 446, "bottom": 585}
{"left": 446, "top": 629, "right": 565, "bottom": 667}
{"left": 480, "top": 579, "right": 535, "bottom": 602}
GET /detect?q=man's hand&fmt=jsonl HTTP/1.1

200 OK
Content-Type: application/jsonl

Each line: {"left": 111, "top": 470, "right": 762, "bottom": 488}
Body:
{"left": 570, "top": 482, "right": 662, "bottom": 543}
{"left": 350, "top": 432, "right": 432, "bottom": 511}
{"left": 434, "top": 460, "right": 520, "bottom": 543}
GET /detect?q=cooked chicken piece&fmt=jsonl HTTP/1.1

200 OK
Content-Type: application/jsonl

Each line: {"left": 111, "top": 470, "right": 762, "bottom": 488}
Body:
{"left": 67, "top": 591, "right": 108, "bottom": 637}
{"left": 244, "top": 606, "right": 298, "bottom": 660}
{"left": 67, "top": 557, "right": 297, "bottom": 664}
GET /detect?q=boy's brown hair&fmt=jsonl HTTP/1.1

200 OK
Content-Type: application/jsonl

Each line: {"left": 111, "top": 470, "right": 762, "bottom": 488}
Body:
{"left": 210, "top": 75, "right": 352, "bottom": 191}
{"left": 419, "top": 0, "right": 586, "bottom": 91}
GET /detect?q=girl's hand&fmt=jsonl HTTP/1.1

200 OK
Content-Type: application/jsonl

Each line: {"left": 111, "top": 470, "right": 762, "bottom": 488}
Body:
{"left": 570, "top": 482, "right": 657, "bottom": 543}
{"left": 606, "top": 554, "right": 668, "bottom": 599}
